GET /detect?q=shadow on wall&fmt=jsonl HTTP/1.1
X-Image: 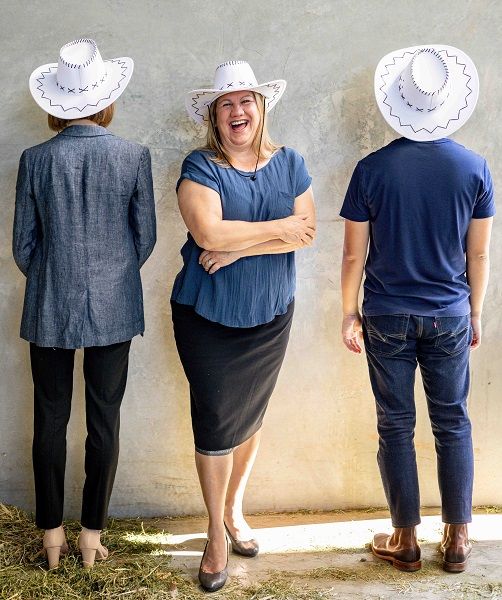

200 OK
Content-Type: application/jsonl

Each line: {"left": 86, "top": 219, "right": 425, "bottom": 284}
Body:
{"left": 334, "top": 66, "right": 390, "bottom": 178}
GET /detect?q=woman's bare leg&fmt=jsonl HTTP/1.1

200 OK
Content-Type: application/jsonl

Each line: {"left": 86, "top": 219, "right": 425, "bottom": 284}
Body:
{"left": 224, "top": 429, "right": 261, "bottom": 539}
{"left": 195, "top": 451, "right": 232, "bottom": 573}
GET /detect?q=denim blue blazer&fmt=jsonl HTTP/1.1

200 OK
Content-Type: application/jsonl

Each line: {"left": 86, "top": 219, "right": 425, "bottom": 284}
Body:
{"left": 13, "top": 125, "right": 156, "bottom": 348}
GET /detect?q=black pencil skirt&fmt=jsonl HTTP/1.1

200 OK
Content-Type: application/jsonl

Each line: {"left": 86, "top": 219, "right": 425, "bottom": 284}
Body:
{"left": 171, "top": 300, "right": 294, "bottom": 455}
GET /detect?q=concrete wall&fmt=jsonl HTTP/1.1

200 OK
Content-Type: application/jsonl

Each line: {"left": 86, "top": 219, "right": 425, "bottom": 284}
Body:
{"left": 1, "top": 0, "right": 501, "bottom": 518}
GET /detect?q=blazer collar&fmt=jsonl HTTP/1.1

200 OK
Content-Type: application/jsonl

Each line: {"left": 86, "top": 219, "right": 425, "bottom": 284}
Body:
{"left": 59, "top": 125, "right": 112, "bottom": 137}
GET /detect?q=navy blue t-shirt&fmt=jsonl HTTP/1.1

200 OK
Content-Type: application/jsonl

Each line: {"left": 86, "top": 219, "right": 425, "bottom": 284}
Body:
{"left": 171, "top": 147, "right": 312, "bottom": 327}
{"left": 340, "top": 138, "right": 495, "bottom": 316}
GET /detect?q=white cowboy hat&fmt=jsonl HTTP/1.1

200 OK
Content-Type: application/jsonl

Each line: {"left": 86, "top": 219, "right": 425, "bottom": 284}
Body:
{"left": 29, "top": 38, "right": 133, "bottom": 119}
{"left": 185, "top": 60, "right": 286, "bottom": 125}
{"left": 374, "top": 45, "right": 479, "bottom": 141}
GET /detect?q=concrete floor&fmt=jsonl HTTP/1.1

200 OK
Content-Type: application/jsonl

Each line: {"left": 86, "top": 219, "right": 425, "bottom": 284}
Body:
{"left": 148, "top": 509, "right": 502, "bottom": 599}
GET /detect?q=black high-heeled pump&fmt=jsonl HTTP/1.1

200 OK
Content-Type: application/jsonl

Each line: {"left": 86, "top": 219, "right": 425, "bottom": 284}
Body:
{"left": 224, "top": 522, "right": 259, "bottom": 557}
{"left": 198, "top": 536, "right": 230, "bottom": 593}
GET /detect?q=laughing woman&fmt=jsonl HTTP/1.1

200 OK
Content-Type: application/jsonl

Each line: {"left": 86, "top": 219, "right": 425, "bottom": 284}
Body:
{"left": 171, "top": 61, "right": 316, "bottom": 592}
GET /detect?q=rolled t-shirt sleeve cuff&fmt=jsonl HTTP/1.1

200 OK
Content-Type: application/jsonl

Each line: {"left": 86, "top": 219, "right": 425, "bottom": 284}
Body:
{"left": 176, "top": 172, "right": 220, "bottom": 195}
{"left": 471, "top": 208, "right": 496, "bottom": 219}
{"left": 472, "top": 159, "right": 495, "bottom": 218}
{"left": 176, "top": 151, "right": 220, "bottom": 194}
{"left": 296, "top": 175, "right": 312, "bottom": 197}
{"left": 339, "top": 209, "right": 369, "bottom": 222}
{"left": 339, "top": 161, "right": 371, "bottom": 221}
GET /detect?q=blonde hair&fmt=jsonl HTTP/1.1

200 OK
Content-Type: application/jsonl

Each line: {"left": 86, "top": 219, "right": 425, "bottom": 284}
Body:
{"left": 203, "top": 92, "right": 281, "bottom": 166}
{"left": 48, "top": 103, "right": 115, "bottom": 132}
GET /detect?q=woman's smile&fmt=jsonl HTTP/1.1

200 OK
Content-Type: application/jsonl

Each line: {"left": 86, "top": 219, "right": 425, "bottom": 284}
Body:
{"left": 230, "top": 119, "right": 248, "bottom": 132}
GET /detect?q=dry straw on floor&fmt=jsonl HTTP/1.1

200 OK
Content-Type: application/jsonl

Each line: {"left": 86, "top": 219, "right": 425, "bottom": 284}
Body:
{"left": 0, "top": 503, "right": 179, "bottom": 599}
{"left": 0, "top": 503, "right": 339, "bottom": 599}
{"left": 1, "top": 503, "right": 502, "bottom": 599}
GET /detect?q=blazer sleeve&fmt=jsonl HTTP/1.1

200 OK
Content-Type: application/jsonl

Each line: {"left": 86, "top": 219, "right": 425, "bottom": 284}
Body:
{"left": 13, "top": 150, "right": 38, "bottom": 276}
{"left": 129, "top": 146, "right": 157, "bottom": 268}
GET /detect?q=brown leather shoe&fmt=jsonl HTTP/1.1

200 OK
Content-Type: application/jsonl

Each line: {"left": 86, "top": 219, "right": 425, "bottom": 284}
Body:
{"left": 371, "top": 526, "right": 421, "bottom": 572}
{"left": 440, "top": 523, "right": 472, "bottom": 573}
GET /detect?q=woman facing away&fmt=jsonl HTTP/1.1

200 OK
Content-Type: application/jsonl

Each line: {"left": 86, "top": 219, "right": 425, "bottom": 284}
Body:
{"left": 171, "top": 60, "right": 316, "bottom": 592}
{"left": 13, "top": 38, "right": 156, "bottom": 568}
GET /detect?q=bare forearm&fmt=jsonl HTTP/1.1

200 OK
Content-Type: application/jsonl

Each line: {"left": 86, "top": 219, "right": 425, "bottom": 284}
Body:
{"left": 199, "top": 219, "right": 283, "bottom": 251}
{"left": 341, "top": 256, "right": 365, "bottom": 315}
{"left": 235, "top": 239, "right": 304, "bottom": 257}
{"left": 181, "top": 180, "right": 315, "bottom": 251}
{"left": 467, "top": 255, "right": 490, "bottom": 316}
{"left": 341, "top": 220, "right": 369, "bottom": 317}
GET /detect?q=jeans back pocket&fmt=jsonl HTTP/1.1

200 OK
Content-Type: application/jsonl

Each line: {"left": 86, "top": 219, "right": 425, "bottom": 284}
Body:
{"left": 363, "top": 314, "right": 409, "bottom": 357}
{"left": 435, "top": 315, "right": 472, "bottom": 356}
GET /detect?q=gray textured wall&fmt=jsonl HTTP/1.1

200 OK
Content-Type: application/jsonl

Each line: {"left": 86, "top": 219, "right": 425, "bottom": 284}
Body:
{"left": 1, "top": 0, "right": 500, "bottom": 518}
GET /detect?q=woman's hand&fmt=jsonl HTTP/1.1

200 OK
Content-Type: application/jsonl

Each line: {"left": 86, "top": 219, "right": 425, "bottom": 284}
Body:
{"left": 278, "top": 214, "right": 316, "bottom": 245}
{"left": 199, "top": 250, "right": 241, "bottom": 274}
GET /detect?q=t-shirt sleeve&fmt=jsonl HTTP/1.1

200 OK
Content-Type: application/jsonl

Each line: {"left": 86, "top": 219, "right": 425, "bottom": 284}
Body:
{"left": 290, "top": 148, "right": 312, "bottom": 197}
{"left": 176, "top": 151, "right": 220, "bottom": 194}
{"left": 472, "top": 160, "right": 495, "bottom": 218}
{"left": 340, "top": 161, "right": 370, "bottom": 222}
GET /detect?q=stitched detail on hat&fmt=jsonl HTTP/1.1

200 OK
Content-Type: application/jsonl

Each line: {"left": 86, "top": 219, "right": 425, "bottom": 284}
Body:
{"left": 189, "top": 91, "right": 215, "bottom": 122}
{"left": 190, "top": 82, "right": 284, "bottom": 123}
{"left": 35, "top": 59, "right": 129, "bottom": 113}
{"left": 398, "top": 71, "right": 451, "bottom": 112}
{"left": 263, "top": 82, "right": 282, "bottom": 110}
{"left": 216, "top": 60, "right": 246, "bottom": 69}
{"left": 216, "top": 81, "right": 255, "bottom": 90}
{"left": 410, "top": 49, "right": 450, "bottom": 96}
{"left": 56, "top": 71, "right": 108, "bottom": 94}
{"left": 379, "top": 49, "right": 473, "bottom": 135}
{"left": 59, "top": 38, "right": 98, "bottom": 69}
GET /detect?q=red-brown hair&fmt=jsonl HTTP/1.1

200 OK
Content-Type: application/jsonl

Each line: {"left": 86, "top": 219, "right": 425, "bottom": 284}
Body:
{"left": 48, "top": 103, "right": 115, "bottom": 132}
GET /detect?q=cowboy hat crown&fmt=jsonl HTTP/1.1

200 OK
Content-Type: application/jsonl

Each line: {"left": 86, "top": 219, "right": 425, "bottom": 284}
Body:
{"left": 374, "top": 44, "right": 479, "bottom": 141}
{"left": 29, "top": 38, "right": 133, "bottom": 119}
{"left": 185, "top": 60, "right": 287, "bottom": 125}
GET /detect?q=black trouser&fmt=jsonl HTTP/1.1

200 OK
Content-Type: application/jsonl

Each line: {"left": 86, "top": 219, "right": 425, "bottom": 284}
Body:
{"left": 30, "top": 340, "right": 131, "bottom": 529}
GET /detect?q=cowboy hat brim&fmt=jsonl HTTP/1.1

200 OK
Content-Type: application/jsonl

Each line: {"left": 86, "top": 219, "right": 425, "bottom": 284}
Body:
{"left": 374, "top": 45, "right": 479, "bottom": 141}
{"left": 185, "top": 79, "right": 287, "bottom": 125}
{"left": 29, "top": 56, "right": 134, "bottom": 119}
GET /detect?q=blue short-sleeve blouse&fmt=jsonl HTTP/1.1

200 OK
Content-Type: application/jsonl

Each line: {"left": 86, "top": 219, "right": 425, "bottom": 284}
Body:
{"left": 171, "top": 146, "right": 311, "bottom": 327}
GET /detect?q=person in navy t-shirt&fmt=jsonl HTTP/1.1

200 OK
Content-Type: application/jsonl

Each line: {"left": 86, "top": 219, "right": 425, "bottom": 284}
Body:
{"left": 340, "top": 45, "right": 494, "bottom": 573}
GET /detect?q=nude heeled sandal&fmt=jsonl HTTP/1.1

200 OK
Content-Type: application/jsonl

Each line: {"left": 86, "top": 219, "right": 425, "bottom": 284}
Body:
{"left": 43, "top": 526, "right": 69, "bottom": 569}
{"left": 78, "top": 528, "right": 109, "bottom": 568}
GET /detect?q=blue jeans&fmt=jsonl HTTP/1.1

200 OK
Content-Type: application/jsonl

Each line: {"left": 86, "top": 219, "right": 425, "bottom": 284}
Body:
{"left": 363, "top": 314, "right": 473, "bottom": 527}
